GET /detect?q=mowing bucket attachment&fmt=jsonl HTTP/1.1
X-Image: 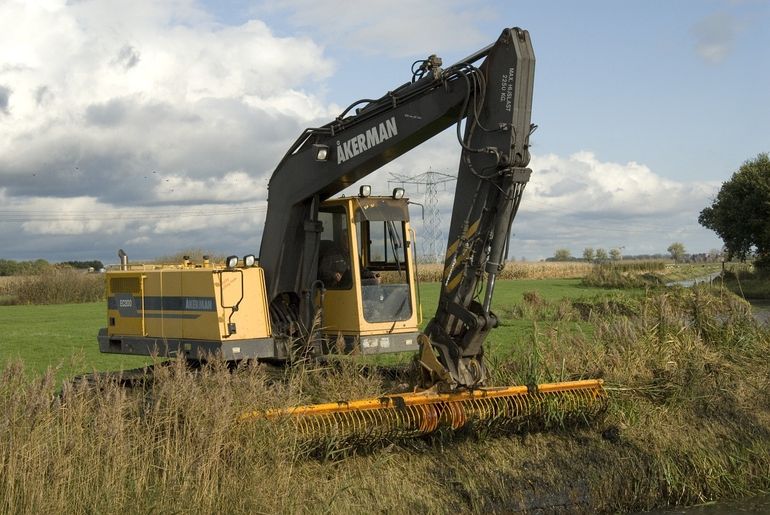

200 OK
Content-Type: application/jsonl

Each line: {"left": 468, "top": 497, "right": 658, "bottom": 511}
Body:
{"left": 242, "top": 379, "right": 606, "bottom": 441}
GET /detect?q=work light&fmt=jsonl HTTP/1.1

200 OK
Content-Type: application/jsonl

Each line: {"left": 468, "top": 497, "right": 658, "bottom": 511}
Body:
{"left": 313, "top": 144, "right": 329, "bottom": 161}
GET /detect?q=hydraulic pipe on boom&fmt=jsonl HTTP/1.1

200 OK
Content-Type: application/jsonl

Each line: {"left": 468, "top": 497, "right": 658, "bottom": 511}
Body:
{"left": 259, "top": 27, "right": 535, "bottom": 389}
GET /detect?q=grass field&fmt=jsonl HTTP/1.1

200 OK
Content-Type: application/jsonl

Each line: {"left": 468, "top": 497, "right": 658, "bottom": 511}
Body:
{"left": 0, "top": 278, "right": 636, "bottom": 380}
{"left": 0, "top": 303, "right": 152, "bottom": 379}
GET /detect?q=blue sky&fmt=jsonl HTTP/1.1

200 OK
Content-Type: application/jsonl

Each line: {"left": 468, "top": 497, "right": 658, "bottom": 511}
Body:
{"left": 0, "top": 0, "right": 768, "bottom": 263}
{"left": 257, "top": 0, "right": 769, "bottom": 182}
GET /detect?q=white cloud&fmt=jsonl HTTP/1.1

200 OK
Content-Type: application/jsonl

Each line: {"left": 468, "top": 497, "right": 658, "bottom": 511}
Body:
{"left": 527, "top": 152, "right": 717, "bottom": 217}
{"left": 0, "top": 0, "right": 339, "bottom": 260}
{"left": 513, "top": 152, "right": 721, "bottom": 258}
{"left": 260, "top": 0, "right": 494, "bottom": 58}
{"left": 152, "top": 171, "right": 266, "bottom": 202}
{"left": 0, "top": 0, "right": 335, "bottom": 183}
{"left": 0, "top": 1, "right": 727, "bottom": 263}
{"left": 15, "top": 196, "right": 130, "bottom": 236}
{"left": 364, "top": 143, "right": 723, "bottom": 260}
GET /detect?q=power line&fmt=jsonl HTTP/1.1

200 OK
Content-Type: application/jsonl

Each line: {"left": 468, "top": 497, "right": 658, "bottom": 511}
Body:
{"left": 0, "top": 204, "right": 267, "bottom": 223}
{"left": 389, "top": 169, "right": 455, "bottom": 262}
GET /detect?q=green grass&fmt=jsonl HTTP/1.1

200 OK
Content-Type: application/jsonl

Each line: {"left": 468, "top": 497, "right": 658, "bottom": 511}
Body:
{"left": 0, "top": 303, "right": 151, "bottom": 380}
{"left": 0, "top": 278, "right": 636, "bottom": 379}
{"left": 659, "top": 262, "right": 722, "bottom": 281}
{"left": 423, "top": 277, "right": 638, "bottom": 304}
{"left": 416, "top": 278, "right": 636, "bottom": 361}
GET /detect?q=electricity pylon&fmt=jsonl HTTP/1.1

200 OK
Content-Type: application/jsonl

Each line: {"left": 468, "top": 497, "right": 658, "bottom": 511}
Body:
{"left": 389, "top": 169, "right": 455, "bottom": 263}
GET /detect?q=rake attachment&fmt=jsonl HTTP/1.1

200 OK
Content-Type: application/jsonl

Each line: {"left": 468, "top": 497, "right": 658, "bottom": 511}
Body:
{"left": 242, "top": 379, "right": 606, "bottom": 441}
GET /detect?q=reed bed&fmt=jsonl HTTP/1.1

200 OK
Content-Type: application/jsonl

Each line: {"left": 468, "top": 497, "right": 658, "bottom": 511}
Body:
{"left": 721, "top": 267, "right": 770, "bottom": 300}
{"left": 581, "top": 265, "right": 664, "bottom": 289}
{"left": 416, "top": 261, "right": 594, "bottom": 282}
{"left": 1, "top": 286, "right": 768, "bottom": 513}
{"left": 0, "top": 268, "right": 104, "bottom": 305}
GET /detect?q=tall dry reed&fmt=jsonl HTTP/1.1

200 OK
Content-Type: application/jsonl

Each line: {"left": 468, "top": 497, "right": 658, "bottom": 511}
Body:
{"left": 416, "top": 261, "right": 594, "bottom": 282}
{"left": 3, "top": 268, "right": 104, "bottom": 305}
{"left": 1, "top": 286, "right": 768, "bottom": 513}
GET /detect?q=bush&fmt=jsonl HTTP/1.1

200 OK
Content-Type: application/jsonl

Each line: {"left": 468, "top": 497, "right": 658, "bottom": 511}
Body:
{"left": 581, "top": 264, "right": 665, "bottom": 289}
{"left": 0, "top": 258, "right": 51, "bottom": 276}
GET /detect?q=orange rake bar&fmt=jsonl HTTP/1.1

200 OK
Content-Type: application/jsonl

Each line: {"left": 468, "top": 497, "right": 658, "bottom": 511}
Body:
{"left": 241, "top": 379, "right": 606, "bottom": 440}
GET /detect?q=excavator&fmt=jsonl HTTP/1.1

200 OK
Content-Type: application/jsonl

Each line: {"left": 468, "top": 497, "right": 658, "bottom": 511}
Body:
{"left": 98, "top": 27, "right": 605, "bottom": 440}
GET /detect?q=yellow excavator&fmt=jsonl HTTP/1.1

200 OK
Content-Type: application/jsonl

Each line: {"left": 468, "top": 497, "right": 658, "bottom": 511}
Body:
{"left": 99, "top": 27, "right": 605, "bottom": 439}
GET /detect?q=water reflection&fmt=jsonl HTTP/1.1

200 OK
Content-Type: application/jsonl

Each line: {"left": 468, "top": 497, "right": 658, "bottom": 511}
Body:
{"left": 639, "top": 494, "right": 770, "bottom": 514}
{"left": 751, "top": 300, "right": 770, "bottom": 325}
{"left": 665, "top": 272, "right": 722, "bottom": 288}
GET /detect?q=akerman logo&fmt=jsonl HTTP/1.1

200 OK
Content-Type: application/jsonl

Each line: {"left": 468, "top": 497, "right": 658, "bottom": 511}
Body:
{"left": 185, "top": 298, "right": 214, "bottom": 311}
{"left": 336, "top": 117, "right": 398, "bottom": 164}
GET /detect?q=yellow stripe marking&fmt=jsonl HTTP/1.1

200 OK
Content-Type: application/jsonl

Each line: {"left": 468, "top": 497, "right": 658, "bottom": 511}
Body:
{"left": 444, "top": 219, "right": 481, "bottom": 260}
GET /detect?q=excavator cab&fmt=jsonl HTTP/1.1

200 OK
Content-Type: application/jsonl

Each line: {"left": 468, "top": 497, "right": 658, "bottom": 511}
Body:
{"left": 316, "top": 192, "right": 421, "bottom": 355}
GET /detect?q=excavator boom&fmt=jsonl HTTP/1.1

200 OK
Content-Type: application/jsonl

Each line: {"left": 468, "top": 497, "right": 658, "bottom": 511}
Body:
{"left": 244, "top": 26, "right": 606, "bottom": 437}
{"left": 259, "top": 27, "right": 537, "bottom": 387}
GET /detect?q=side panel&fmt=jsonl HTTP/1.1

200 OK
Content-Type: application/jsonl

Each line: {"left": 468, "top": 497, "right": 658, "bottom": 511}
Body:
{"left": 106, "top": 267, "right": 271, "bottom": 343}
{"left": 177, "top": 270, "right": 221, "bottom": 341}
{"left": 107, "top": 273, "right": 146, "bottom": 337}
{"left": 143, "top": 271, "right": 184, "bottom": 339}
{"left": 223, "top": 267, "right": 272, "bottom": 339}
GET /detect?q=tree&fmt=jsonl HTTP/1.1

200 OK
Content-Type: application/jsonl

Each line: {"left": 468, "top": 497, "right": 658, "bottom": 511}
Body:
{"left": 667, "top": 242, "right": 686, "bottom": 262}
{"left": 582, "top": 247, "right": 595, "bottom": 262}
{"left": 699, "top": 153, "right": 770, "bottom": 269}
{"left": 609, "top": 248, "right": 622, "bottom": 261}
{"left": 553, "top": 249, "right": 572, "bottom": 261}
{"left": 707, "top": 248, "right": 724, "bottom": 262}
{"left": 60, "top": 260, "right": 104, "bottom": 270}
{"left": 595, "top": 248, "right": 608, "bottom": 261}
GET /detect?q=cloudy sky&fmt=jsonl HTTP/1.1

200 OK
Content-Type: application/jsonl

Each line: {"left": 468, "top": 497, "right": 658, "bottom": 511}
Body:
{"left": 1, "top": 0, "right": 768, "bottom": 264}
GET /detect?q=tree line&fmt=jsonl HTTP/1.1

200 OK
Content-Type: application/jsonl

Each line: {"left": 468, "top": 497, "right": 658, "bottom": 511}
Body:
{"left": 548, "top": 243, "right": 706, "bottom": 263}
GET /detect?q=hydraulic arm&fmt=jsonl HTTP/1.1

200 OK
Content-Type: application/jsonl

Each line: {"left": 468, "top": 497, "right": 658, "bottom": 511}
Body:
{"left": 260, "top": 27, "right": 535, "bottom": 387}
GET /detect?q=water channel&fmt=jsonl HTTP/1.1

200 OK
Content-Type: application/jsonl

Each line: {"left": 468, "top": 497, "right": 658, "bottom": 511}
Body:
{"left": 640, "top": 494, "right": 770, "bottom": 514}
{"left": 666, "top": 274, "right": 769, "bottom": 325}
{"left": 750, "top": 300, "right": 770, "bottom": 325}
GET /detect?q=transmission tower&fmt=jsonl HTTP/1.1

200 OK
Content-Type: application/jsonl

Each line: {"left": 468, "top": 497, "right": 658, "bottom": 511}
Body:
{"left": 389, "top": 169, "right": 456, "bottom": 263}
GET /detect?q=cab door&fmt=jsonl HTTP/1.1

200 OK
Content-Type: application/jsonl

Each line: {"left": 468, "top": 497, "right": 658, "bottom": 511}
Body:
{"left": 317, "top": 204, "right": 362, "bottom": 333}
